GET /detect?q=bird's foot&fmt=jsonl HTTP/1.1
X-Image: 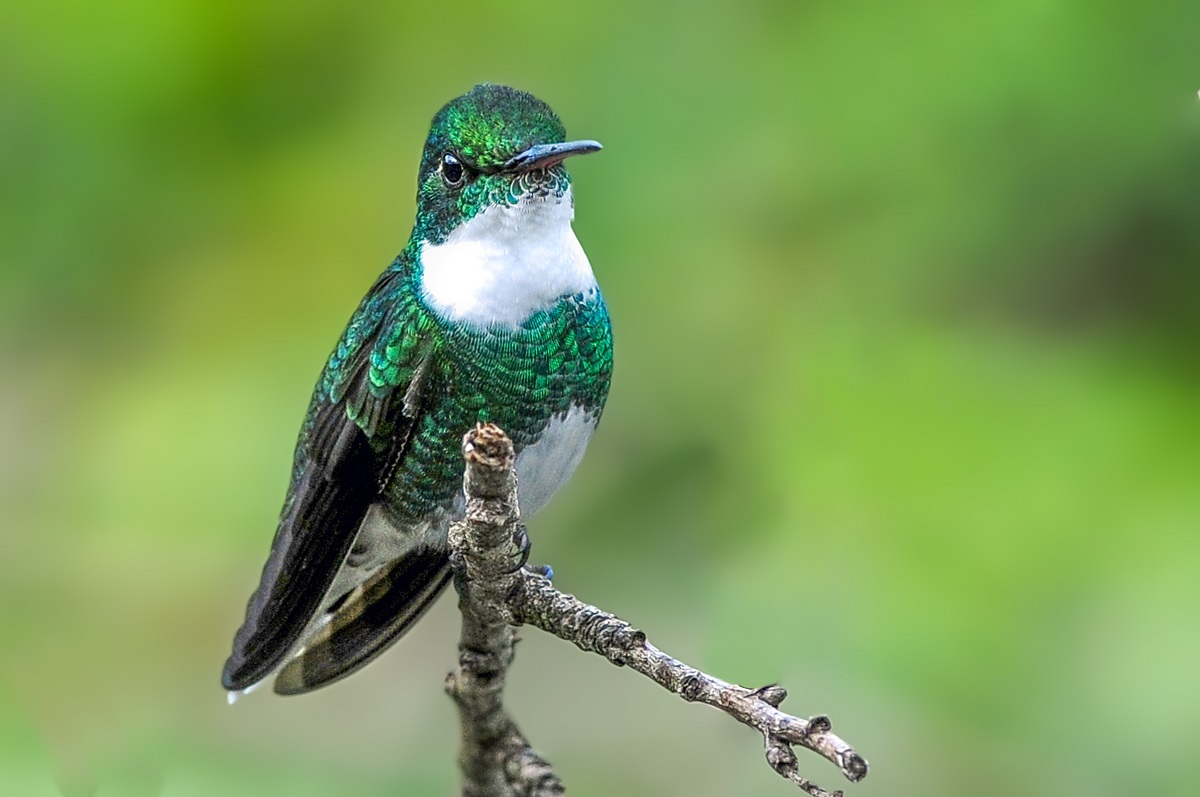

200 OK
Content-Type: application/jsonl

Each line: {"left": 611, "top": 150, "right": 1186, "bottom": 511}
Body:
{"left": 506, "top": 524, "right": 532, "bottom": 573}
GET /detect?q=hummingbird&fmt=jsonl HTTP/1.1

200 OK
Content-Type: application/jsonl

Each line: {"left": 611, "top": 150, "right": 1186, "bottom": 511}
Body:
{"left": 222, "top": 84, "right": 613, "bottom": 699}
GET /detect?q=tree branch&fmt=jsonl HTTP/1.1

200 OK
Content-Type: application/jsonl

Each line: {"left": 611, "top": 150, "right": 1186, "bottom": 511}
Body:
{"left": 446, "top": 423, "right": 869, "bottom": 797}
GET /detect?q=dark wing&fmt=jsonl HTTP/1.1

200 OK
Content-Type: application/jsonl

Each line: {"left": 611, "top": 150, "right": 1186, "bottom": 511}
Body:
{"left": 221, "top": 268, "right": 432, "bottom": 692}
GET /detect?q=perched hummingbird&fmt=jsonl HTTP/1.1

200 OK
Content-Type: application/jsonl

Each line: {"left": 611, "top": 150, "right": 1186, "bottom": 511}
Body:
{"left": 222, "top": 84, "right": 612, "bottom": 698}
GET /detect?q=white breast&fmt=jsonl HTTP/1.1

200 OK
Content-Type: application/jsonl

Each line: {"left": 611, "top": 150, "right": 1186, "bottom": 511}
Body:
{"left": 514, "top": 405, "right": 599, "bottom": 516}
{"left": 418, "top": 187, "right": 597, "bottom": 329}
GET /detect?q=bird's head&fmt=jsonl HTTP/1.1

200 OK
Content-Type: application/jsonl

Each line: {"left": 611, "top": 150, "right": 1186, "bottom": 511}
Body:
{"left": 412, "top": 84, "right": 601, "bottom": 244}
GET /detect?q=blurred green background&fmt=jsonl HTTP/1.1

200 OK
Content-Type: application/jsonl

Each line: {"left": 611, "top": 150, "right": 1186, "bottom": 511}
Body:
{"left": 2, "top": 1, "right": 1198, "bottom": 795}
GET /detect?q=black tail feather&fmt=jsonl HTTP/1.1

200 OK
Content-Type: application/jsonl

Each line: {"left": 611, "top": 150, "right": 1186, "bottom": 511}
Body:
{"left": 272, "top": 547, "right": 452, "bottom": 695}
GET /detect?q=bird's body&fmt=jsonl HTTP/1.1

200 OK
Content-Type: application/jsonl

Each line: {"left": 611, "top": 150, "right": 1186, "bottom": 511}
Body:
{"left": 222, "top": 85, "right": 612, "bottom": 698}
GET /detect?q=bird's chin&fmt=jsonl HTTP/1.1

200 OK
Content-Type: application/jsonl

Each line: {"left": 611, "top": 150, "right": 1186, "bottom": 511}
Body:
{"left": 510, "top": 167, "right": 571, "bottom": 206}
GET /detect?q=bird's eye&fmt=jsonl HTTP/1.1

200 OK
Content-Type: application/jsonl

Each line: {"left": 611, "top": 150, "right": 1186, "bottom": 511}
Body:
{"left": 441, "top": 153, "right": 465, "bottom": 187}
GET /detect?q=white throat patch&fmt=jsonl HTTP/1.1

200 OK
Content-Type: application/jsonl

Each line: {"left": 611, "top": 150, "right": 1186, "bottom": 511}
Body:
{"left": 418, "top": 188, "right": 597, "bottom": 328}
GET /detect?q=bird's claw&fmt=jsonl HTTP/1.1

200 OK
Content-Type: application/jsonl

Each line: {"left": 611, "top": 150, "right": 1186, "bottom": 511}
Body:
{"left": 506, "top": 525, "right": 532, "bottom": 573}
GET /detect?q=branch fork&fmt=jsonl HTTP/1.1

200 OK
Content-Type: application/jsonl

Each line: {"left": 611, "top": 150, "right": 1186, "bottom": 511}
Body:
{"left": 446, "top": 423, "right": 868, "bottom": 797}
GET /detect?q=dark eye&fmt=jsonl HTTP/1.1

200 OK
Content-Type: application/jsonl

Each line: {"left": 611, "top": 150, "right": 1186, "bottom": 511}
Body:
{"left": 441, "top": 153, "right": 465, "bottom": 187}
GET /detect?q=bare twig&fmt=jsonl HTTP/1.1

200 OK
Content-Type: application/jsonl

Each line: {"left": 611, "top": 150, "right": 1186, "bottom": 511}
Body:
{"left": 515, "top": 575, "right": 868, "bottom": 795}
{"left": 447, "top": 423, "right": 869, "bottom": 797}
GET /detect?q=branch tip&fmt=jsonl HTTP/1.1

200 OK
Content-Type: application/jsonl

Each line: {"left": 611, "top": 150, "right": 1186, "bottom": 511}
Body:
{"left": 844, "top": 753, "right": 869, "bottom": 782}
{"left": 463, "top": 422, "right": 515, "bottom": 469}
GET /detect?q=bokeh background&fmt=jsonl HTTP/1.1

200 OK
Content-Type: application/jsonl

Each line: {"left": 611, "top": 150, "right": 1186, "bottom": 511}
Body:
{"left": 2, "top": 2, "right": 1198, "bottom": 795}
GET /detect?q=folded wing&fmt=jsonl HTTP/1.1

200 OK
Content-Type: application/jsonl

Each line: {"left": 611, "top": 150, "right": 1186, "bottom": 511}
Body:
{"left": 222, "top": 269, "right": 432, "bottom": 692}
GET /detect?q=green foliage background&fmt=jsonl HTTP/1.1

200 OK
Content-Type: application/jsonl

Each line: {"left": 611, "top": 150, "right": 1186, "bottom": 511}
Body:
{"left": 2, "top": 2, "right": 1198, "bottom": 795}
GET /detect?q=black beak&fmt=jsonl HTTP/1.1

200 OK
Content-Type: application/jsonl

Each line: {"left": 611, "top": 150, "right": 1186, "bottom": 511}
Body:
{"left": 502, "top": 140, "right": 602, "bottom": 173}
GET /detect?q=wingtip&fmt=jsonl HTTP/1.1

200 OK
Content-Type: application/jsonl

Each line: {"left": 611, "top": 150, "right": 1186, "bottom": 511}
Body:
{"left": 222, "top": 653, "right": 266, "bottom": 698}
{"left": 221, "top": 655, "right": 246, "bottom": 692}
{"left": 226, "top": 679, "right": 266, "bottom": 705}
